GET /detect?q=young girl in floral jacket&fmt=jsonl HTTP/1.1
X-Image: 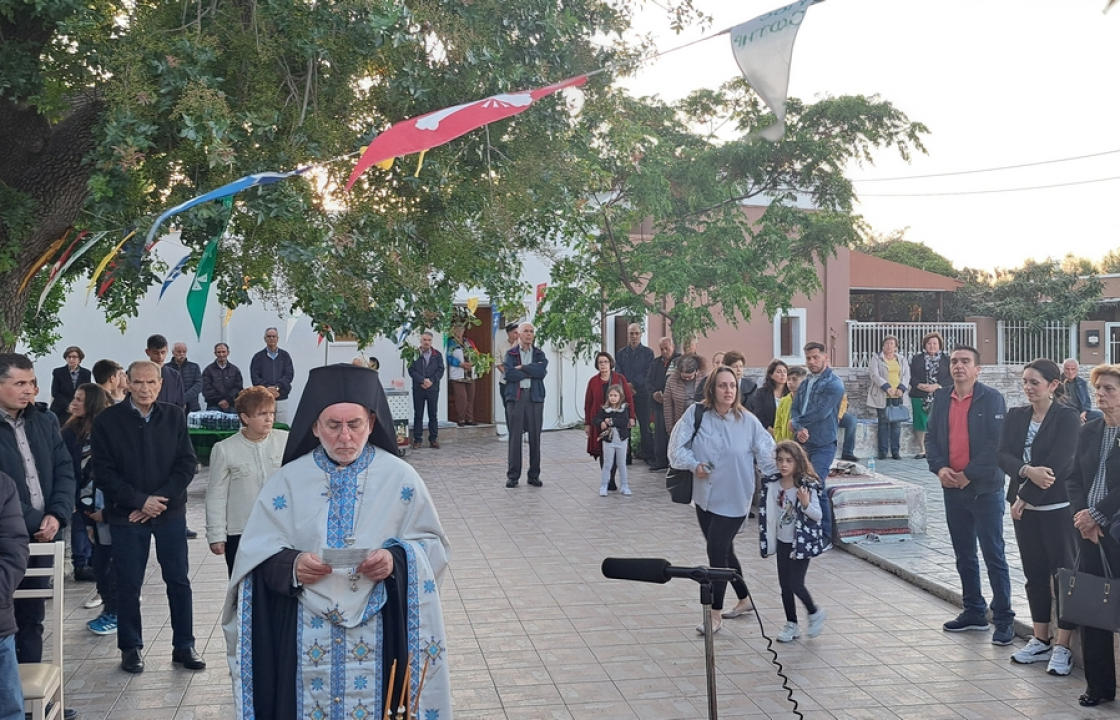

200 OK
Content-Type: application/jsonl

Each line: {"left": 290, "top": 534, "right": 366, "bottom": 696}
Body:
{"left": 759, "top": 440, "right": 827, "bottom": 642}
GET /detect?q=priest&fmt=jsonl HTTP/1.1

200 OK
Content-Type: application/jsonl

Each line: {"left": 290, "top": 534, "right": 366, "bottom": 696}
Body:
{"left": 222, "top": 364, "right": 452, "bottom": 719}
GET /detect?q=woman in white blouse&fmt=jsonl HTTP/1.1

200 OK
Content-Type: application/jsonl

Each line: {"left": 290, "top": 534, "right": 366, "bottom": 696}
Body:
{"left": 205, "top": 386, "right": 289, "bottom": 575}
{"left": 669, "top": 366, "right": 777, "bottom": 634}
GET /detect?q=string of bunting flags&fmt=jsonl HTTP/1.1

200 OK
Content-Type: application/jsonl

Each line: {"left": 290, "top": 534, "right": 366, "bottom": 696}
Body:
{"left": 27, "top": 0, "right": 820, "bottom": 338}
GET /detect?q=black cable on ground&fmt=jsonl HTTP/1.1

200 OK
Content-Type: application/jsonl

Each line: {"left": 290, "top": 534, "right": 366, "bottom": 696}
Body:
{"left": 746, "top": 602, "right": 803, "bottom": 720}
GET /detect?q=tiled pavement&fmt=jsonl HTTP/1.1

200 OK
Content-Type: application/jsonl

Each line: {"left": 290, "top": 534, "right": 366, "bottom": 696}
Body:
{"left": 53, "top": 430, "right": 1115, "bottom": 719}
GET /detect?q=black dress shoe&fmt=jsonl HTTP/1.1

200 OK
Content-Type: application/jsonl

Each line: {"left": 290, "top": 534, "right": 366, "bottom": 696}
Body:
{"left": 1078, "top": 693, "right": 1114, "bottom": 707}
{"left": 505, "top": 479, "right": 519, "bottom": 488}
{"left": 172, "top": 646, "right": 207, "bottom": 670}
{"left": 73, "top": 566, "right": 96, "bottom": 582}
{"left": 121, "top": 648, "right": 144, "bottom": 674}
{"left": 185, "top": 527, "right": 198, "bottom": 539}
{"left": 527, "top": 477, "right": 542, "bottom": 487}
{"left": 840, "top": 454, "right": 859, "bottom": 462}
{"left": 891, "top": 453, "right": 901, "bottom": 460}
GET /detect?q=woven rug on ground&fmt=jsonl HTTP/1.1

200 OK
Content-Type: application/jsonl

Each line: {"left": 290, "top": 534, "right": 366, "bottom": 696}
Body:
{"left": 827, "top": 475, "right": 913, "bottom": 544}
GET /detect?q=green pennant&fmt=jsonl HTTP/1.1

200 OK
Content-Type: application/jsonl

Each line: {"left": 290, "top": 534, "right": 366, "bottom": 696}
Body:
{"left": 186, "top": 197, "right": 233, "bottom": 339}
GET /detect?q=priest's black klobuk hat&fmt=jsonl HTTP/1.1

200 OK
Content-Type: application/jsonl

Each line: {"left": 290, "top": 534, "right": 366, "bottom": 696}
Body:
{"left": 282, "top": 363, "right": 398, "bottom": 465}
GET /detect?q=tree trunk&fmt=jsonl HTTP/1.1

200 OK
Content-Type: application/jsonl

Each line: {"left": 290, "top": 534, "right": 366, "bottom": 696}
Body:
{"left": 0, "top": 97, "right": 102, "bottom": 350}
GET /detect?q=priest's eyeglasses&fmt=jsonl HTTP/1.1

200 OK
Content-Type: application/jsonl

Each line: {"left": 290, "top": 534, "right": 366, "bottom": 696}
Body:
{"left": 320, "top": 418, "right": 368, "bottom": 436}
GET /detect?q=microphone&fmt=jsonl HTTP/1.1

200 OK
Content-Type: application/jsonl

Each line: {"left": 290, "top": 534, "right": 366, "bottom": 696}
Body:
{"left": 601, "top": 557, "right": 741, "bottom": 585}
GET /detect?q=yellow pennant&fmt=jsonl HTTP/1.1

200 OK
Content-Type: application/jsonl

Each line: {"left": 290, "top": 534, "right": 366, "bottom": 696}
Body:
{"left": 86, "top": 229, "right": 137, "bottom": 300}
{"left": 375, "top": 157, "right": 394, "bottom": 170}
{"left": 466, "top": 296, "right": 479, "bottom": 314}
{"left": 18, "top": 229, "right": 72, "bottom": 295}
{"left": 223, "top": 307, "right": 234, "bottom": 327}
{"left": 414, "top": 149, "right": 427, "bottom": 177}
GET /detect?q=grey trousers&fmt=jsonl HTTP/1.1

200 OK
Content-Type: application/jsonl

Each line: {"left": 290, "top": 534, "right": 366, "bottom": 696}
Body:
{"left": 506, "top": 394, "right": 543, "bottom": 482}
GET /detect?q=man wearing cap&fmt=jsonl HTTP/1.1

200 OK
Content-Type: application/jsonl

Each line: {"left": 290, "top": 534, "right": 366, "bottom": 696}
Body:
{"left": 222, "top": 364, "right": 452, "bottom": 720}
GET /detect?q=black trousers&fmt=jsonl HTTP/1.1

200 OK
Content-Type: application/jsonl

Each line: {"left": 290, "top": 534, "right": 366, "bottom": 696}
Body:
{"left": 632, "top": 389, "right": 653, "bottom": 458}
{"left": 506, "top": 395, "right": 543, "bottom": 482}
{"left": 1077, "top": 534, "right": 1118, "bottom": 699}
{"left": 776, "top": 541, "right": 817, "bottom": 622}
{"left": 411, "top": 386, "right": 439, "bottom": 442}
{"left": 14, "top": 551, "right": 51, "bottom": 662}
{"left": 1012, "top": 507, "right": 1076, "bottom": 629}
{"left": 651, "top": 400, "right": 669, "bottom": 467}
{"left": 695, "top": 507, "right": 748, "bottom": 610}
{"left": 224, "top": 534, "right": 242, "bottom": 578}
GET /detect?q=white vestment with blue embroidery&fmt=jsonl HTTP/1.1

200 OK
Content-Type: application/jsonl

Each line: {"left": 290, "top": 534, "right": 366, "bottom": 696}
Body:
{"left": 222, "top": 446, "right": 453, "bottom": 720}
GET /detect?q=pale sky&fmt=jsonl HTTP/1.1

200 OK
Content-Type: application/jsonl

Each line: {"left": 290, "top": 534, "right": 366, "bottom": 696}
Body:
{"left": 621, "top": 0, "right": 1120, "bottom": 271}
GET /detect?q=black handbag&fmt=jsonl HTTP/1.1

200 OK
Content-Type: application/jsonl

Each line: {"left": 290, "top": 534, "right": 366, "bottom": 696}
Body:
{"left": 665, "top": 405, "right": 706, "bottom": 504}
{"left": 1056, "top": 544, "right": 1120, "bottom": 632}
{"left": 884, "top": 399, "right": 909, "bottom": 424}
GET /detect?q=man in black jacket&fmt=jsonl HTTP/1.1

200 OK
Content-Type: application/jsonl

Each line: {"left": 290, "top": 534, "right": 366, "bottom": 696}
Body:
{"left": 926, "top": 346, "right": 1013, "bottom": 645}
{"left": 408, "top": 331, "right": 445, "bottom": 449}
{"left": 0, "top": 471, "right": 29, "bottom": 718}
{"left": 250, "top": 327, "right": 295, "bottom": 422}
{"left": 201, "top": 342, "right": 243, "bottom": 411}
{"left": 645, "top": 337, "right": 680, "bottom": 471}
{"left": 170, "top": 342, "right": 203, "bottom": 413}
{"left": 145, "top": 334, "right": 185, "bottom": 409}
{"left": 0, "top": 353, "right": 74, "bottom": 664}
{"left": 91, "top": 360, "right": 204, "bottom": 674}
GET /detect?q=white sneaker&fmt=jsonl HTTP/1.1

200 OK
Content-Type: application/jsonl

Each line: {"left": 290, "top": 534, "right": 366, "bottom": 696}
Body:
{"left": 1010, "top": 636, "right": 1052, "bottom": 664}
{"left": 776, "top": 621, "right": 800, "bottom": 643}
{"left": 620, "top": 487, "right": 632, "bottom": 496}
{"left": 807, "top": 608, "right": 826, "bottom": 638}
{"left": 599, "top": 487, "right": 608, "bottom": 497}
{"left": 1046, "top": 645, "right": 1073, "bottom": 676}
{"left": 82, "top": 594, "right": 103, "bottom": 610}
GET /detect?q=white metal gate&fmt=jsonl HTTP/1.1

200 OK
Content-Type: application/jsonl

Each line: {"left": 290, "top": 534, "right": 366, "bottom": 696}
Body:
{"left": 1106, "top": 323, "right": 1120, "bottom": 364}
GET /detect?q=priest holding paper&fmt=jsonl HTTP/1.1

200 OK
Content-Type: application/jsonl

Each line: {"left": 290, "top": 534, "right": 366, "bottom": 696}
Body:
{"left": 222, "top": 363, "right": 453, "bottom": 720}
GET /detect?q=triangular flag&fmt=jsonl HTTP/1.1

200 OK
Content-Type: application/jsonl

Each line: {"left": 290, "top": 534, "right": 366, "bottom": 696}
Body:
{"left": 223, "top": 307, "right": 234, "bottom": 327}
{"left": 37, "top": 230, "right": 109, "bottom": 313}
{"left": 729, "top": 0, "right": 814, "bottom": 141}
{"left": 86, "top": 229, "right": 137, "bottom": 301}
{"left": 346, "top": 74, "right": 588, "bottom": 190}
{"left": 143, "top": 169, "right": 306, "bottom": 250}
{"left": 158, "top": 253, "right": 192, "bottom": 301}
{"left": 19, "top": 229, "right": 71, "bottom": 295}
{"left": 186, "top": 238, "right": 219, "bottom": 339}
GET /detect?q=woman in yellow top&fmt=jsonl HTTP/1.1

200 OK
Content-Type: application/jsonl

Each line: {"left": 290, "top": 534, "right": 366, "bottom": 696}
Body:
{"left": 773, "top": 366, "right": 808, "bottom": 442}
{"left": 866, "top": 335, "right": 911, "bottom": 460}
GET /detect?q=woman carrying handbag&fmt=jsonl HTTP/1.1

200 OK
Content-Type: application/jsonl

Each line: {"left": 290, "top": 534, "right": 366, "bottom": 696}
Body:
{"left": 866, "top": 335, "right": 910, "bottom": 460}
{"left": 1066, "top": 363, "right": 1120, "bottom": 708}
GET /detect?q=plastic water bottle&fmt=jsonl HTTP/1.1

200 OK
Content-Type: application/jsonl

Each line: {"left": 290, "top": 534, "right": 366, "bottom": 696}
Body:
{"left": 867, "top": 457, "right": 876, "bottom": 475}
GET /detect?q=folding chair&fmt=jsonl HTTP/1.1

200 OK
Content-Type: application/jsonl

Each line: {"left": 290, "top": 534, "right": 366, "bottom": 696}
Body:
{"left": 14, "top": 541, "right": 65, "bottom": 720}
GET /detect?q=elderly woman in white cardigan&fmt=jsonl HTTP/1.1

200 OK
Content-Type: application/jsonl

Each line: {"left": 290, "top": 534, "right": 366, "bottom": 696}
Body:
{"left": 866, "top": 335, "right": 911, "bottom": 460}
{"left": 205, "top": 386, "right": 288, "bottom": 576}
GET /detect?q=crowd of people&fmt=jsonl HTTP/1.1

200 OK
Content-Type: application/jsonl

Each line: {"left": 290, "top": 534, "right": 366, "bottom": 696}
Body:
{"left": 0, "top": 326, "right": 309, "bottom": 717}
{"left": 640, "top": 332, "right": 1117, "bottom": 710}
{"left": 2, "top": 318, "right": 1119, "bottom": 716}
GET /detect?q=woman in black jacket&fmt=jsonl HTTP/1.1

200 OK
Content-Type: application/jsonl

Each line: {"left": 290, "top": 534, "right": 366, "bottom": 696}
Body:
{"left": 747, "top": 359, "right": 788, "bottom": 435}
{"left": 908, "top": 332, "right": 949, "bottom": 459}
{"left": 997, "top": 359, "right": 1079, "bottom": 675}
{"left": 1067, "top": 363, "right": 1120, "bottom": 708}
{"left": 49, "top": 345, "right": 91, "bottom": 424}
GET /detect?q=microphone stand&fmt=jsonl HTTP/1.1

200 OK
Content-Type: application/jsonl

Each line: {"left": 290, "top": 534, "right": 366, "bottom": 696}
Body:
{"left": 699, "top": 579, "right": 719, "bottom": 720}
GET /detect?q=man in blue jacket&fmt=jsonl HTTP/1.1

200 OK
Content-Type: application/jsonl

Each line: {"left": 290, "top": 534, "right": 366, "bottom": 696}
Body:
{"left": 408, "top": 331, "right": 445, "bottom": 449}
{"left": 0, "top": 353, "right": 75, "bottom": 666}
{"left": 926, "top": 345, "right": 1013, "bottom": 645}
{"left": 503, "top": 323, "right": 548, "bottom": 488}
{"left": 790, "top": 341, "right": 844, "bottom": 543}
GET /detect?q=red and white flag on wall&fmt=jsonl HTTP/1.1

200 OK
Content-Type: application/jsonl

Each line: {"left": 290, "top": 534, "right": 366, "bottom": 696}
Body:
{"left": 346, "top": 75, "right": 588, "bottom": 190}
{"left": 729, "top": 0, "right": 814, "bottom": 141}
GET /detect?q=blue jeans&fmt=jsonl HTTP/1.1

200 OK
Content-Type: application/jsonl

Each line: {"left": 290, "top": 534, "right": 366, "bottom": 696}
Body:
{"left": 0, "top": 634, "right": 22, "bottom": 720}
{"left": 71, "top": 509, "right": 92, "bottom": 569}
{"left": 112, "top": 513, "right": 195, "bottom": 651}
{"left": 943, "top": 488, "right": 1014, "bottom": 627}
{"left": 804, "top": 443, "right": 834, "bottom": 544}
{"left": 838, "top": 413, "right": 857, "bottom": 457}
{"left": 876, "top": 404, "right": 902, "bottom": 456}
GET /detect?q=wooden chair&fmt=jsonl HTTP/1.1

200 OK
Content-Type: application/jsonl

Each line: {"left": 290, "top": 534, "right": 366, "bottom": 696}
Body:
{"left": 14, "top": 541, "right": 65, "bottom": 720}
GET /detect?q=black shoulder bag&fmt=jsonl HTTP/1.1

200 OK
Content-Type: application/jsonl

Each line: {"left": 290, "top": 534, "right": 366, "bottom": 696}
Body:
{"left": 665, "top": 404, "right": 707, "bottom": 504}
{"left": 1057, "top": 544, "right": 1120, "bottom": 632}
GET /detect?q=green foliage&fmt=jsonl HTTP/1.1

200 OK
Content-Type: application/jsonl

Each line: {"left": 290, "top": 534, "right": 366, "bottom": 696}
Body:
{"left": 858, "top": 230, "right": 956, "bottom": 278}
{"left": 949, "top": 260, "right": 1102, "bottom": 327}
{"left": 538, "top": 84, "right": 929, "bottom": 353}
{"left": 8, "top": 0, "right": 705, "bottom": 346}
{"left": 1098, "top": 249, "right": 1120, "bottom": 274}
